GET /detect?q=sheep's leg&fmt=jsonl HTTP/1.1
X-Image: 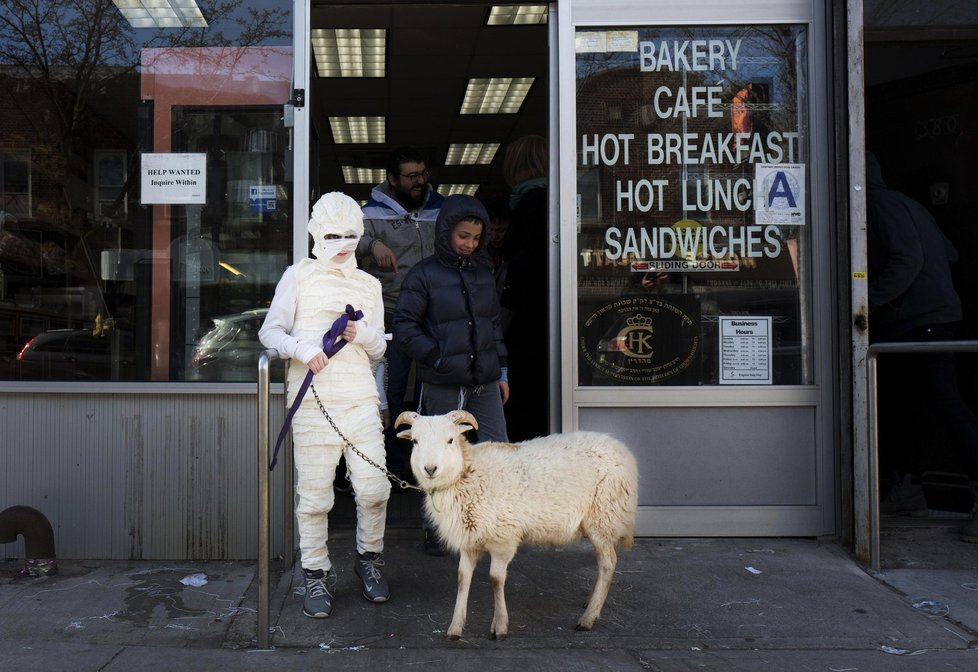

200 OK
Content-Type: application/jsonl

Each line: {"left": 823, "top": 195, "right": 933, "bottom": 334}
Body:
{"left": 576, "top": 540, "right": 617, "bottom": 631}
{"left": 448, "top": 548, "right": 481, "bottom": 639}
{"left": 488, "top": 545, "right": 517, "bottom": 640}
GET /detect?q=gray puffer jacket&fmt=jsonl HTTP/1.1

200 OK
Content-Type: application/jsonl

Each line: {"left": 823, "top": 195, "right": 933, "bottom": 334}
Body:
{"left": 357, "top": 182, "right": 444, "bottom": 321}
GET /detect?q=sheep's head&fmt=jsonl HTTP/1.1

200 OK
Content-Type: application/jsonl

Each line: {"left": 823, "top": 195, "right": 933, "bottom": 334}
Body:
{"left": 396, "top": 411, "right": 477, "bottom": 490}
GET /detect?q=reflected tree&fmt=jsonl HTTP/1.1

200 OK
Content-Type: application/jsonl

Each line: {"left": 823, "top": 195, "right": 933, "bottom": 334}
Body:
{"left": 0, "top": 0, "right": 289, "bottom": 304}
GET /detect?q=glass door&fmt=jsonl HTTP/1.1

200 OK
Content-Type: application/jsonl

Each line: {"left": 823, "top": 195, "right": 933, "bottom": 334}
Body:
{"left": 558, "top": 1, "right": 835, "bottom": 537}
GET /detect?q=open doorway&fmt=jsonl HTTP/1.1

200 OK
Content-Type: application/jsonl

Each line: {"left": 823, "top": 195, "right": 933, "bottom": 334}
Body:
{"left": 308, "top": 3, "right": 548, "bottom": 204}
{"left": 864, "top": 3, "right": 978, "bottom": 564}
{"left": 307, "top": 2, "right": 551, "bottom": 522}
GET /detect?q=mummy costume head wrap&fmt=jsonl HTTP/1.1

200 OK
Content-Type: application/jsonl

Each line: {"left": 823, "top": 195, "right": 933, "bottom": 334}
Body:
{"left": 308, "top": 192, "right": 364, "bottom": 272}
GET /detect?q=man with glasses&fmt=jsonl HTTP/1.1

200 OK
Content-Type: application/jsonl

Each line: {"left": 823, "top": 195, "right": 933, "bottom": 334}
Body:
{"left": 359, "top": 147, "right": 444, "bottom": 490}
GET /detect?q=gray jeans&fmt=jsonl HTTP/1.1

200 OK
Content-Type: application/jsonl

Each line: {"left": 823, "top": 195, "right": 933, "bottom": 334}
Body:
{"left": 419, "top": 381, "right": 509, "bottom": 443}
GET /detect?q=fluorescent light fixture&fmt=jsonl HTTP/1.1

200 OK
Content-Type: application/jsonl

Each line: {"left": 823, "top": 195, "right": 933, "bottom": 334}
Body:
{"left": 329, "top": 117, "right": 386, "bottom": 144}
{"left": 460, "top": 77, "right": 534, "bottom": 114}
{"left": 487, "top": 5, "right": 549, "bottom": 25}
{"left": 445, "top": 143, "right": 500, "bottom": 165}
{"left": 112, "top": 0, "right": 207, "bottom": 28}
{"left": 342, "top": 166, "right": 386, "bottom": 184}
{"left": 312, "top": 28, "right": 386, "bottom": 77}
{"left": 440, "top": 184, "right": 480, "bottom": 196}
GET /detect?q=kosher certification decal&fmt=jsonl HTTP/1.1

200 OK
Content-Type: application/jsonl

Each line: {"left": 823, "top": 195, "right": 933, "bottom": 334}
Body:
{"left": 579, "top": 296, "right": 700, "bottom": 385}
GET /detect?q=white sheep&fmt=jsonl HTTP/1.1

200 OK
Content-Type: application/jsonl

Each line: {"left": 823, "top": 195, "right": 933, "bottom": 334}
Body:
{"left": 395, "top": 410, "right": 638, "bottom": 640}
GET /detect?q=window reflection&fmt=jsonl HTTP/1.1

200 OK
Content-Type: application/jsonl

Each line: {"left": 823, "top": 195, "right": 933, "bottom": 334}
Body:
{"left": 0, "top": 1, "right": 292, "bottom": 382}
{"left": 167, "top": 107, "right": 291, "bottom": 380}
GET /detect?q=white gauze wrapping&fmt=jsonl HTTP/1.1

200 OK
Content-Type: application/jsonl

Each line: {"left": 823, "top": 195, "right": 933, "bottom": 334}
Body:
{"left": 308, "top": 192, "right": 364, "bottom": 272}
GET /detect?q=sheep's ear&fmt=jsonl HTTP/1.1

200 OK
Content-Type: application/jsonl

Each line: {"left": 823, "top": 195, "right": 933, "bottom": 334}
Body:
{"left": 448, "top": 409, "right": 479, "bottom": 430}
{"left": 396, "top": 427, "right": 413, "bottom": 440}
{"left": 395, "top": 411, "right": 419, "bottom": 429}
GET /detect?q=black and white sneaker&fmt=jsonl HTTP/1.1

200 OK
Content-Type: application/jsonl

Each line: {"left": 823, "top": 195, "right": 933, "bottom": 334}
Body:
{"left": 334, "top": 475, "right": 354, "bottom": 495}
{"left": 962, "top": 512, "right": 978, "bottom": 543}
{"left": 354, "top": 552, "right": 390, "bottom": 602}
{"left": 302, "top": 568, "right": 334, "bottom": 618}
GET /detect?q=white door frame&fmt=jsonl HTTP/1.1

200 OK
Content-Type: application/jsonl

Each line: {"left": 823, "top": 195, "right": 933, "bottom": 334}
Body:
{"left": 847, "top": 0, "right": 870, "bottom": 563}
{"left": 293, "top": 0, "right": 312, "bottom": 261}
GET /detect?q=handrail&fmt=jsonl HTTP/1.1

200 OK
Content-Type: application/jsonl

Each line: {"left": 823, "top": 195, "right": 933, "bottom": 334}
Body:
{"left": 865, "top": 339, "right": 978, "bottom": 572}
{"left": 256, "top": 348, "right": 277, "bottom": 649}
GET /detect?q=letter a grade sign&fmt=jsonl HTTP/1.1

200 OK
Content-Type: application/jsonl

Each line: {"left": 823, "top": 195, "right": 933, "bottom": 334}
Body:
{"left": 754, "top": 163, "right": 805, "bottom": 226}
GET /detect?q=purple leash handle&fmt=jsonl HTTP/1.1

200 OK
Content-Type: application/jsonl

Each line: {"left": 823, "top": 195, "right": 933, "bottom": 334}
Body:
{"left": 270, "top": 304, "right": 363, "bottom": 470}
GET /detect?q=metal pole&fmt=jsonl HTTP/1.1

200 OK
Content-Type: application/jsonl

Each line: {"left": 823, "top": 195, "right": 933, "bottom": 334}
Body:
{"left": 282, "top": 360, "right": 294, "bottom": 569}
{"left": 256, "top": 349, "right": 276, "bottom": 649}
{"left": 867, "top": 349, "right": 880, "bottom": 573}
{"left": 865, "top": 340, "right": 978, "bottom": 573}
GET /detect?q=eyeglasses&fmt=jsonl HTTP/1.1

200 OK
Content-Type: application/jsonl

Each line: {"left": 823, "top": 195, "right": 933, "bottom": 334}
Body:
{"left": 399, "top": 169, "right": 430, "bottom": 182}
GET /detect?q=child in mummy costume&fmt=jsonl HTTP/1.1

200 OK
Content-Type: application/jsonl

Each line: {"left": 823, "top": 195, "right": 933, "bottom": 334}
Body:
{"left": 259, "top": 192, "right": 391, "bottom": 618}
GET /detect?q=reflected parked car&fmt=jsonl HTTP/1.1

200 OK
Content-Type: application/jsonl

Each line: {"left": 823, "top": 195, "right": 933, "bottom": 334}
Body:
{"left": 189, "top": 308, "right": 280, "bottom": 381}
{"left": 16, "top": 329, "right": 134, "bottom": 380}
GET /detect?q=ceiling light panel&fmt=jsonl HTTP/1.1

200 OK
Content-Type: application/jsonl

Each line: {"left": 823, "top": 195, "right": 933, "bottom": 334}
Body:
{"left": 312, "top": 28, "right": 386, "bottom": 78}
{"left": 487, "top": 5, "right": 549, "bottom": 26}
{"left": 440, "top": 184, "right": 480, "bottom": 196}
{"left": 342, "top": 167, "right": 386, "bottom": 184}
{"left": 113, "top": 0, "right": 207, "bottom": 28}
{"left": 445, "top": 143, "right": 500, "bottom": 165}
{"left": 460, "top": 77, "right": 534, "bottom": 114}
{"left": 329, "top": 117, "right": 386, "bottom": 144}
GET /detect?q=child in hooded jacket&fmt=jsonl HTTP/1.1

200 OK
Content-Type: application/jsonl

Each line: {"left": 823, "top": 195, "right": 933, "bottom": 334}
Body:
{"left": 393, "top": 194, "right": 510, "bottom": 443}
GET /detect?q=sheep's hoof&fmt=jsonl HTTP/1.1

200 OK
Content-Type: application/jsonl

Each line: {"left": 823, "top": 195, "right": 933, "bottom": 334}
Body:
{"left": 490, "top": 630, "right": 508, "bottom": 640}
{"left": 574, "top": 621, "right": 593, "bottom": 631}
{"left": 447, "top": 633, "right": 461, "bottom": 641}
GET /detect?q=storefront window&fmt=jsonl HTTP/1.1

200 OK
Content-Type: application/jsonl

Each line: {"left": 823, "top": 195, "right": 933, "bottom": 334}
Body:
{"left": 575, "top": 25, "right": 812, "bottom": 386}
{"left": 0, "top": 0, "right": 292, "bottom": 382}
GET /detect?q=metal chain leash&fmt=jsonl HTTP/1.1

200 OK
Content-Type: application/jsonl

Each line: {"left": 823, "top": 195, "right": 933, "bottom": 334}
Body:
{"left": 310, "top": 384, "right": 423, "bottom": 492}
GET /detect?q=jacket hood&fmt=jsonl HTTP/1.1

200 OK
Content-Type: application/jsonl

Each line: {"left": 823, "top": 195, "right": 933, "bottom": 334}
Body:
{"left": 866, "top": 151, "right": 886, "bottom": 190}
{"left": 362, "top": 182, "right": 443, "bottom": 221}
{"left": 434, "top": 194, "right": 493, "bottom": 268}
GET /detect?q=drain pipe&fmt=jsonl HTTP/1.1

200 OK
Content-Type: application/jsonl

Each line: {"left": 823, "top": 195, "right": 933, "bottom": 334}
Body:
{"left": 0, "top": 505, "right": 58, "bottom": 576}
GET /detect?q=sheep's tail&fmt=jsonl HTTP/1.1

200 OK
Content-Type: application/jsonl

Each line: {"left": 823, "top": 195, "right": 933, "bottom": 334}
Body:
{"left": 615, "top": 478, "right": 636, "bottom": 552}
{"left": 610, "top": 444, "right": 638, "bottom": 551}
{"left": 589, "top": 441, "right": 639, "bottom": 552}
{"left": 618, "top": 526, "right": 635, "bottom": 552}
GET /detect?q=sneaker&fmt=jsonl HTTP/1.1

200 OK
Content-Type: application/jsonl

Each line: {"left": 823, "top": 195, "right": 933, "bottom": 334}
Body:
{"left": 354, "top": 552, "right": 390, "bottom": 602}
{"left": 962, "top": 486, "right": 978, "bottom": 543}
{"left": 961, "top": 512, "right": 978, "bottom": 543}
{"left": 301, "top": 568, "right": 333, "bottom": 618}
{"left": 880, "top": 475, "right": 927, "bottom": 516}
{"left": 423, "top": 529, "right": 448, "bottom": 557}
{"left": 334, "top": 476, "right": 353, "bottom": 495}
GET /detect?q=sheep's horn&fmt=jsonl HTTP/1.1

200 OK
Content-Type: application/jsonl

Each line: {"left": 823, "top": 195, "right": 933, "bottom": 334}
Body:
{"left": 448, "top": 409, "right": 479, "bottom": 430}
{"left": 394, "top": 411, "right": 419, "bottom": 428}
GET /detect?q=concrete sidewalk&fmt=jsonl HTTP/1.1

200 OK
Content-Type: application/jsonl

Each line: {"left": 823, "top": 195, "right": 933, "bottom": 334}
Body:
{"left": 2, "top": 528, "right": 977, "bottom": 671}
